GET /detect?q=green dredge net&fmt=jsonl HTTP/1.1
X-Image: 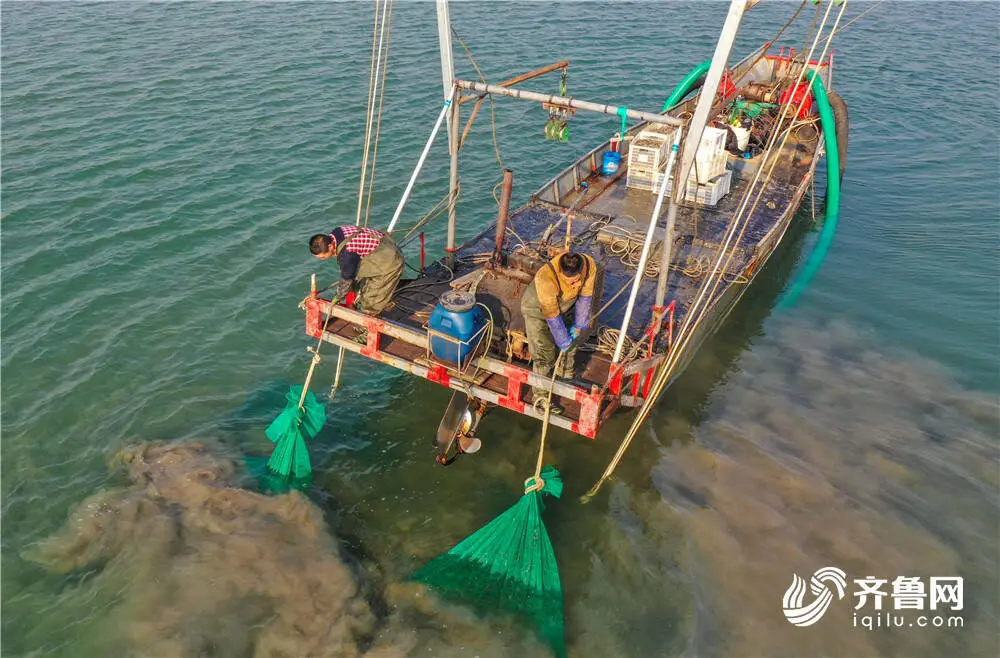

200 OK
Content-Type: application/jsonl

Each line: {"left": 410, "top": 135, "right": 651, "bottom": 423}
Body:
{"left": 412, "top": 465, "right": 566, "bottom": 658}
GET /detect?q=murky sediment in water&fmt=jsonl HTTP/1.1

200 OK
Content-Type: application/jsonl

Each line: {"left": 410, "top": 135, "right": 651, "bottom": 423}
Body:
{"left": 23, "top": 442, "right": 378, "bottom": 657}
{"left": 592, "top": 321, "right": 998, "bottom": 658}
{"left": 313, "top": 320, "right": 997, "bottom": 658}
{"left": 20, "top": 321, "right": 999, "bottom": 658}
{"left": 23, "top": 441, "right": 555, "bottom": 658}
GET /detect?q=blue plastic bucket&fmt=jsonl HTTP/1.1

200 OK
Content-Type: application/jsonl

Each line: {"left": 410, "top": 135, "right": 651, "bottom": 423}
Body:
{"left": 602, "top": 151, "right": 622, "bottom": 175}
{"left": 428, "top": 291, "right": 486, "bottom": 366}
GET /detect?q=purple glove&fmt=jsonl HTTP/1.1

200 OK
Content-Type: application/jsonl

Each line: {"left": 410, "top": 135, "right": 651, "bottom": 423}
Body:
{"left": 573, "top": 295, "right": 592, "bottom": 334}
{"left": 546, "top": 316, "right": 572, "bottom": 351}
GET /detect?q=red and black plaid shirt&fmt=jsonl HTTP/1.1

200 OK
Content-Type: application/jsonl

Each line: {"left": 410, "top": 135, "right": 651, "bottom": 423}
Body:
{"left": 330, "top": 226, "right": 384, "bottom": 280}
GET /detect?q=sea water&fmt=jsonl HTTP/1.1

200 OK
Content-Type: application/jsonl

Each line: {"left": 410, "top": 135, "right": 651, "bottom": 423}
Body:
{"left": 3, "top": 2, "right": 997, "bottom": 656}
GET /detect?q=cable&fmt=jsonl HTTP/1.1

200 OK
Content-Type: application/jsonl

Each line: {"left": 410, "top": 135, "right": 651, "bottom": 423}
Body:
{"left": 452, "top": 26, "right": 505, "bottom": 171}
{"left": 398, "top": 184, "right": 462, "bottom": 247}
{"left": 362, "top": 0, "right": 395, "bottom": 227}
{"left": 834, "top": 0, "right": 886, "bottom": 35}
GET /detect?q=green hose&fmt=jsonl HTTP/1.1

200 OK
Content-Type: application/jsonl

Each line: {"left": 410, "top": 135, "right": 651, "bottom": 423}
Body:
{"left": 661, "top": 60, "right": 712, "bottom": 112}
{"left": 778, "top": 70, "right": 841, "bottom": 309}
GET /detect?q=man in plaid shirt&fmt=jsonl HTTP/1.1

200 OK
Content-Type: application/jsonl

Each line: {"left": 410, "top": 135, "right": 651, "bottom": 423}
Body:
{"left": 309, "top": 226, "right": 404, "bottom": 315}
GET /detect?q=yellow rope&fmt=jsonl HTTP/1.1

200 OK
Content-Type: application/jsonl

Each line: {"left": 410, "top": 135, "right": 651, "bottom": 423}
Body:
{"left": 354, "top": 0, "right": 392, "bottom": 228}
{"left": 526, "top": 352, "right": 563, "bottom": 492}
{"left": 334, "top": 0, "right": 393, "bottom": 398}
{"left": 398, "top": 184, "right": 461, "bottom": 245}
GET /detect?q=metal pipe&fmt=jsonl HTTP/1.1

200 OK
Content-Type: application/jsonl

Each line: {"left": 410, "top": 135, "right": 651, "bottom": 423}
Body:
{"left": 387, "top": 88, "right": 457, "bottom": 234}
{"left": 436, "top": 0, "right": 455, "bottom": 136}
{"left": 655, "top": 200, "right": 680, "bottom": 309}
{"left": 612, "top": 132, "right": 681, "bottom": 363}
{"left": 459, "top": 60, "right": 570, "bottom": 105}
{"left": 456, "top": 80, "right": 684, "bottom": 127}
{"left": 459, "top": 61, "right": 571, "bottom": 148}
{"left": 492, "top": 169, "right": 514, "bottom": 262}
{"left": 446, "top": 91, "right": 460, "bottom": 268}
{"left": 656, "top": 0, "right": 747, "bottom": 307}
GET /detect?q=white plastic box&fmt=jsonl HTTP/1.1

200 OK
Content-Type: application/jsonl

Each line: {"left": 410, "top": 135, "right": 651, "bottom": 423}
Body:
{"left": 628, "top": 136, "right": 671, "bottom": 170}
{"left": 626, "top": 169, "right": 732, "bottom": 207}
{"left": 627, "top": 124, "right": 678, "bottom": 172}
{"left": 693, "top": 127, "right": 728, "bottom": 183}
{"left": 625, "top": 163, "right": 660, "bottom": 191}
{"left": 636, "top": 124, "right": 678, "bottom": 142}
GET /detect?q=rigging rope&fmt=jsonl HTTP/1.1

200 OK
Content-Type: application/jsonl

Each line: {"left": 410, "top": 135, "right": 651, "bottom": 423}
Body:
{"left": 355, "top": 0, "right": 393, "bottom": 227}
{"left": 745, "top": 0, "right": 809, "bottom": 74}
{"left": 834, "top": 0, "right": 886, "bottom": 34}
{"left": 452, "top": 26, "right": 505, "bottom": 171}
{"left": 362, "top": 0, "right": 395, "bottom": 227}
{"left": 332, "top": 0, "right": 394, "bottom": 398}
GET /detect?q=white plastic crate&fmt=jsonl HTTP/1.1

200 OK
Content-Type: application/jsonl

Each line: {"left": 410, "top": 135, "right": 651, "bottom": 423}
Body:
{"left": 690, "top": 127, "right": 727, "bottom": 183}
{"left": 627, "top": 169, "right": 732, "bottom": 206}
{"left": 636, "top": 123, "right": 678, "bottom": 142}
{"left": 628, "top": 136, "right": 671, "bottom": 170}
{"left": 625, "top": 163, "right": 661, "bottom": 191}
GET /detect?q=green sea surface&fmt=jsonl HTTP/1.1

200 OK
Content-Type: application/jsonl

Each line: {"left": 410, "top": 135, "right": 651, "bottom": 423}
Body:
{"left": 2, "top": 2, "right": 997, "bottom": 657}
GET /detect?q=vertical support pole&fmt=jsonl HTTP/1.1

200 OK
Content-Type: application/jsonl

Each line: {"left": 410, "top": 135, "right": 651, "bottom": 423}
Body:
{"left": 655, "top": 0, "right": 747, "bottom": 308}
{"left": 420, "top": 232, "right": 426, "bottom": 274}
{"left": 446, "top": 90, "right": 460, "bottom": 269}
{"left": 492, "top": 169, "right": 514, "bottom": 264}
{"left": 655, "top": 199, "right": 680, "bottom": 308}
{"left": 436, "top": 0, "right": 455, "bottom": 134}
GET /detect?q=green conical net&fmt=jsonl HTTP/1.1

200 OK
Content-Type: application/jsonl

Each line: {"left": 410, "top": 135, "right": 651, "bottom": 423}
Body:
{"left": 412, "top": 465, "right": 566, "bottom": 658}
{"left": 265, "top": 385, "right": 325, "bottom": 480}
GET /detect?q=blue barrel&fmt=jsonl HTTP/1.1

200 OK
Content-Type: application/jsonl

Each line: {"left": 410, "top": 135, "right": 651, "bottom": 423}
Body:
{"left": 602, "top": 150, "right": 622, "bottom": 175}
{"left": 428, "top": 290, "right": 486, "bottom": 366}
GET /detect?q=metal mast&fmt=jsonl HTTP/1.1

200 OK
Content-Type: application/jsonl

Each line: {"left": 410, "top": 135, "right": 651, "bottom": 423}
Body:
{"left": 436, "top": 0, "right": 460, "bottom": 267}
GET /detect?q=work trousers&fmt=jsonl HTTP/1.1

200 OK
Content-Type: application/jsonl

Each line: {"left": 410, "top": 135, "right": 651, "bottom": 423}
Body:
{"left": 355, "top": 238, "right": 404, "bottom": 315}
{"left": 521, "top": 283, "right": 578, "bottom": 383}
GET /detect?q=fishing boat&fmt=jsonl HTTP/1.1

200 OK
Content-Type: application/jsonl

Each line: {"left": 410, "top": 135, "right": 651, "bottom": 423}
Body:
{"left": 302, "top": 0, "right": 849, "bottom": 480}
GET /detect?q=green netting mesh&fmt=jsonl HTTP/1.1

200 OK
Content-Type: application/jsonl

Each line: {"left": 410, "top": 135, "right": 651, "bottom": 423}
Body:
{"left": 265, "top": 385, "right": 325, "bottom": 480}
{"left": 412, "top": 465, "right": 566, "bottom": 658}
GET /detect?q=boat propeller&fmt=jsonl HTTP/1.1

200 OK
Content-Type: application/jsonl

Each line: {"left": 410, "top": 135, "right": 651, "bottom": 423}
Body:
{"left": 435, "top": 392, "right": 486, "bottom": 465}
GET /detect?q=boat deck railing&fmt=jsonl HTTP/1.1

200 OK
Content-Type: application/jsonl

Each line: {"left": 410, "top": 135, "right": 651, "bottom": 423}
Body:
{"left": 304, "top": 297, "right": 612, "bottom": 439}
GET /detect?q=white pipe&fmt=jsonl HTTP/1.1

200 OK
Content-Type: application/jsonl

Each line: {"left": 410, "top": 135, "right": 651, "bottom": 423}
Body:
{"left": 671, "top": 0, "right": 746, "bottom": 190}
{"left": 612, "top": 129, "right": 682, "bottom": 363}
{"left": 436, "top": 0, "right": 455, "bottom": 139}
{"left": 656, "top": 0, "right": 747, "bottom": 307}
{"left": 386, "top": 88, "right": 457, "bottom": 234}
